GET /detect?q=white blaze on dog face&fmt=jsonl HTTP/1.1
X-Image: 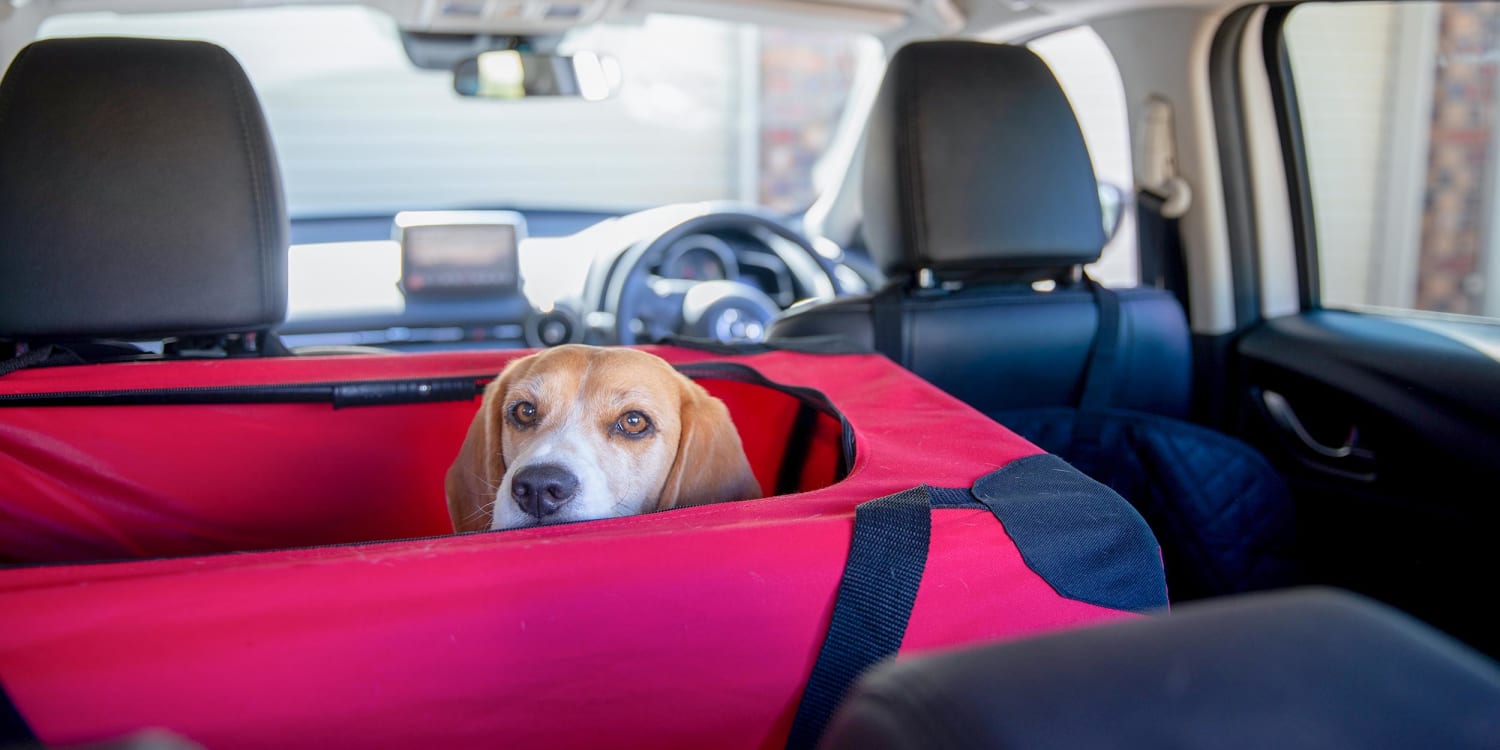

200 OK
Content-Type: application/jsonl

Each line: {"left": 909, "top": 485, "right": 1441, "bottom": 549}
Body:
{"left": 443, "top": 343, "right": 763, "bottom": 533}
{"left": 488, "top": 346, "right": 684, "bottom": 530}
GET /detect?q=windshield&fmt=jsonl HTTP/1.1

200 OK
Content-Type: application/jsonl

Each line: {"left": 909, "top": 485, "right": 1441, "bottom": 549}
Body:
{"left": 39, "top": 7, "right": 881, "bottom": 219}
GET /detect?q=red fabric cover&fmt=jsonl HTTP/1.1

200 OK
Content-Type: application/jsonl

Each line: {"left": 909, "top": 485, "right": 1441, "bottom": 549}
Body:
{"left": 0, "top": 346, "right": 1142, "bottom": 749}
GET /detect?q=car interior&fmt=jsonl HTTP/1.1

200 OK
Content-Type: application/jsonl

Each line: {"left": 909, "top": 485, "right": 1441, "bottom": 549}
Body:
{"left": 2, "top": 0, "right": 1500, "bottom": 746}
{"left": 764, "top": 39, "right": 1298, "bottom": 602}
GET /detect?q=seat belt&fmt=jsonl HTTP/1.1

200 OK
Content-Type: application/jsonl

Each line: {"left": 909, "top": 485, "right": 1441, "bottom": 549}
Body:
{"left": 1136, "top": 94, "right": 1194, "bottom": 312}
{"left": 1068, "top": 274, "right": 1122, "bottom": 486}
{"left": 870, "top": 282, "right": 907, "bottom": 368}
{"left": 1137, "top": 190, "right": 1192, "bottom": 313}
{"left": 1079, "top": 95, "right": 1191, "bottom": 487}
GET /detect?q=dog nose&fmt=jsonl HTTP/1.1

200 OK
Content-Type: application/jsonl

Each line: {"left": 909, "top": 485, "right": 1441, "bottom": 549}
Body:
{"left": 511, "top": 463, "right": 580, "bottom": 518}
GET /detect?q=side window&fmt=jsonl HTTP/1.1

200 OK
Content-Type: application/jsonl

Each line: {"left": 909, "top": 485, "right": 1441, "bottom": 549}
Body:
{"left": 1285, "top": 1, "right": 1499, "bottom": 320}
{"left": 1028, "top": 26, "right": 1139, "bottom": 287}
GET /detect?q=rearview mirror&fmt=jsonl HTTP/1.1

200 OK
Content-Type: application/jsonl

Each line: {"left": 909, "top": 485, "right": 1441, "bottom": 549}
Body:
{"left": 453, "top": 50, "right": 620, "bottom": 101}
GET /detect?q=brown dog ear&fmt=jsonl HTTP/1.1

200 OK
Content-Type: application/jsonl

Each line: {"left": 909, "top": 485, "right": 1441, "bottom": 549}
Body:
{"left": 657, "top": 380, "right": 763, "bottom": 511}
{"left": 444, "top": 372, "right": 511, "bottom": 532}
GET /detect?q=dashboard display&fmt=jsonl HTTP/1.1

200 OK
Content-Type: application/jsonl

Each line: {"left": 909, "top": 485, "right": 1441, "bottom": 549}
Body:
{"left": 396, "top": 211, "right": 525, "bottom": 296}
{"left": 660, "top": 234, "right": 738, "bottom": 283}
{"left": 669, "top": 247, "right": 729, "bottom": 281}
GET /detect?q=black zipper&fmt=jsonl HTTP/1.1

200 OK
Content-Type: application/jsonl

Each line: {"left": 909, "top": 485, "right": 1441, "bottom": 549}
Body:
{"left": 0, "top": 364, "right": 854, "bottom": 478}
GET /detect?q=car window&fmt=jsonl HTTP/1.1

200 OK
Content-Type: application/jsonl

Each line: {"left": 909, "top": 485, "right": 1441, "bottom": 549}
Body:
{"left": 1285, "top": 1, "right": 1500, "bottom": 322}
{"left": 38, "top": 6, "right": 882, "bottom": 220}
{"left": 1028, "top": 26, "right": 1139, "bottom": 287}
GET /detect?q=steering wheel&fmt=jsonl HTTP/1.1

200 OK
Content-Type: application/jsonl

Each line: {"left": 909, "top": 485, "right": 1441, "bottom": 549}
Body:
{"left": 605, "top": 208, "right": 844, "bottom": 346}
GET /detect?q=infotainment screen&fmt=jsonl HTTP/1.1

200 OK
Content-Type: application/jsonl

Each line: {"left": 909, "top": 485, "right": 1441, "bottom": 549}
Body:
{"left": 395, "top": 211, "right": 525, "bottom": 296}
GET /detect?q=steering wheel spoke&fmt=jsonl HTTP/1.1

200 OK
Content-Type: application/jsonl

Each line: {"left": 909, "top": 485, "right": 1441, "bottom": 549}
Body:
{"left": 680, "top": 280, "right": 779, "bottom": 344}
{"left": 604, "top": 206, "right": 843, "bottom": 346}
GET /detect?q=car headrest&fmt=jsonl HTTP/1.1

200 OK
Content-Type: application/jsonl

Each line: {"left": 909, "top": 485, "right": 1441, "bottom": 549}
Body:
{"left": 819, "top": 587, "right": 1500, "bottom": 749}
{"left": 0, "top": 37, "right": 288, "bottom": 343}
{"left": 861, "top": 41, "right": 1105, "bottom": 281}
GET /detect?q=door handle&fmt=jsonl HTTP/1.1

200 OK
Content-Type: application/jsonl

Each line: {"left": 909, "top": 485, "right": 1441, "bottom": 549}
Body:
{"left": 1259, "top": 389, "right": 1376, "bottom": 480}
{"left": 1262, "top": 390, "right": 1356, "bottom": 458}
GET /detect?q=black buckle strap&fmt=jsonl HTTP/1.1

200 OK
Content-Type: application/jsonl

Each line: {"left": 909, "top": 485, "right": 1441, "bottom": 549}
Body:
{"left": 786, "top": 459, "right": 1169, "bottom": 748}
{"left": 785, "top": 486, "right": 932, "bottom": 750}
{"left": 1069, "top": 275, "right": 1122, "bottom": 483}
{"left": 1, "top": 678, "right": 38, "bottom": 747}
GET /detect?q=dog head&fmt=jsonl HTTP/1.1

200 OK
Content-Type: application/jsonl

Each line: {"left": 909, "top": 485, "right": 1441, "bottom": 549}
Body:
{"left": 445, "top": 344, "right": 762, "bottom": 531}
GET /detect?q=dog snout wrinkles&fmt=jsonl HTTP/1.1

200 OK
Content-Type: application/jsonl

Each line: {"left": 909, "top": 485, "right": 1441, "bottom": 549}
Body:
{"left": 511, "top": 463, "right": 580, "bottom": 518}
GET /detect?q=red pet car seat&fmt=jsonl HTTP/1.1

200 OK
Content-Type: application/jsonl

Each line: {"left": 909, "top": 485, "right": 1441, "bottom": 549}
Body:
{"left": 0, "top": 346, "right": 1166, "bottom": 749}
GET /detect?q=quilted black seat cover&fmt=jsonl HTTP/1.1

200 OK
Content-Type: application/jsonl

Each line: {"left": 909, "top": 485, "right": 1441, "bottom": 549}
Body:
{"left": 1002, "top": 406, "right": 1298, "bottom": 601}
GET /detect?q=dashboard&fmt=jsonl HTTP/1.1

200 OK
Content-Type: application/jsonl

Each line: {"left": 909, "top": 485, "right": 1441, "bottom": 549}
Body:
{"left": 278, "top": 202, "right": 870, "bottom": 352}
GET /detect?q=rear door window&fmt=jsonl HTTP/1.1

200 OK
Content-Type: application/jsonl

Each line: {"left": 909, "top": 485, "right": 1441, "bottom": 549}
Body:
{"left": 1284, "top": 1, "right": 1500, "bottom": 321}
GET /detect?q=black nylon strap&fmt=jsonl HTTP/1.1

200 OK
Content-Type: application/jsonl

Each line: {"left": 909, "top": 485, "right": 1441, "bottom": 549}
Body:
{"left": 1, "top": 678, "right": 38, "bottom": 746}
{"left": 870, "top": 283, "right": 906, "bottom": 367}
{"left": 785, "top": 486, "right": 932, "bottom": 750}
{"left": 1069, "top": 276, "right": 1122, "bottom": 482}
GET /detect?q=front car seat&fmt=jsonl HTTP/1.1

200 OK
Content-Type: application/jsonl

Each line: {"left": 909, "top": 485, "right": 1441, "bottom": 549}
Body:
{"left": 768, "top": 41, "right": 1296, "bottom": 601}
{"left": 0, "top": 37, "right": 289, "bottom": 367}
{"left": 819, "top": 587, "right": 1500, "bottom": 749}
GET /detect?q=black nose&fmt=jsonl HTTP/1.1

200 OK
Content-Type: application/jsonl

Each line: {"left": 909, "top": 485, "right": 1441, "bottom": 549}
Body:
{"left": 511, "top": 463, "right": 580, "bottom": 518}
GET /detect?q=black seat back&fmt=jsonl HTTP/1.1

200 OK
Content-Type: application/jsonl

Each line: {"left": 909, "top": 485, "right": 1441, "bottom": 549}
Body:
{"left": 771, "top": 41, "right": 1193, "bottom": 418}
{"left": 0, "top": 37, "right": 288, "bottom": 358}
{"left": 768, "top": 41, "right": 1296, "bottom": 600}
{"left": 819, "top": 587, "right": 1500, "bottom": 750}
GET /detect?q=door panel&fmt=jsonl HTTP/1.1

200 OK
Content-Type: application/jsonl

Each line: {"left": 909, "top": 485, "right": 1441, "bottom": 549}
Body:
{"left": 1237, "top": 310, "right": 1500, "bottom": 656}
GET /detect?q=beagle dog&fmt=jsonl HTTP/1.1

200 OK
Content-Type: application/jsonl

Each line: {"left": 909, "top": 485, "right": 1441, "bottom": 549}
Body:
{"left": 445, "top": 344, "right": 762, "bottom": 531}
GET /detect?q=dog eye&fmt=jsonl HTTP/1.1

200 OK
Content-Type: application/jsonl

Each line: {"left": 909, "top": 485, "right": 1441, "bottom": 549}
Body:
{"left": 616, "top": 410, "right": 652, "bottom": 436}
{"left": 510, "top": 401, "right": 538, "bottom": 426}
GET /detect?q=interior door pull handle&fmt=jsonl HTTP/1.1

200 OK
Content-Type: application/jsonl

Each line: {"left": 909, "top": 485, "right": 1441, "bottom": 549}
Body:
{"left": 1261, "top": 390, "right": 1356, "bottom": 459}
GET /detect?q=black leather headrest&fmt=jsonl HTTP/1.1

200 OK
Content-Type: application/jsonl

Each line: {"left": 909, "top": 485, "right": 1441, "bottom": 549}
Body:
{"left": 0, "top": 37, "right": 288, "bottom": 341}
{"left": 862, "top": 41, "right": 1105, "bottom": 279}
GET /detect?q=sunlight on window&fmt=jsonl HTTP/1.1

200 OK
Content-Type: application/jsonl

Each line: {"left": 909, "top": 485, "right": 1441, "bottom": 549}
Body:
{"left": 1288, "top": 2, "right": 1500, "bottom": 320}
{"left": 1028, "top": 26, "right": 1139, "bottom": 287}
{"left": 40, "top": 7, "right": 877, "bottom": 219}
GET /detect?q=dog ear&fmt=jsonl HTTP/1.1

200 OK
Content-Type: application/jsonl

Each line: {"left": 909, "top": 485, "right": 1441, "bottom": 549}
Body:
{"left": 657, "top": 380, "right": 762, "bottom": 511}
{"left": 444, "top": 369, "right": 513, "bottom": 532}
